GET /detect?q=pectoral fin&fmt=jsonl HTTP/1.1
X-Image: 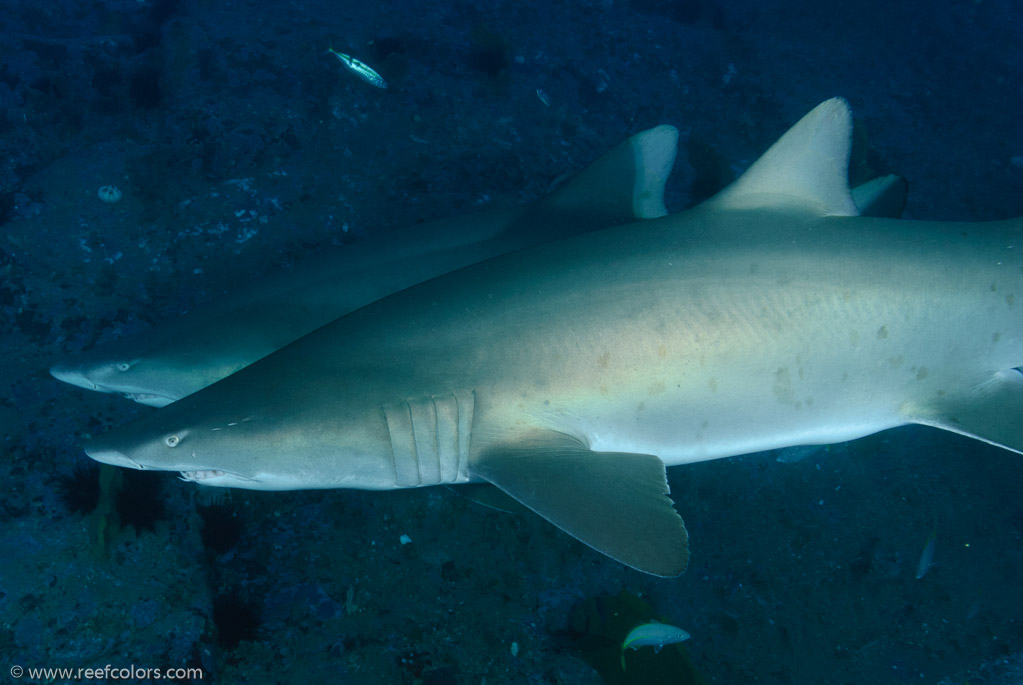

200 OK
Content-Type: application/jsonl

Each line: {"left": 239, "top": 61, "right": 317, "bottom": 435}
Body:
{"left": 470, "top": 430, "right": 689, "bottom": 577}
{"left": 907, "top": 369, "right": 1023, "bottom": 454}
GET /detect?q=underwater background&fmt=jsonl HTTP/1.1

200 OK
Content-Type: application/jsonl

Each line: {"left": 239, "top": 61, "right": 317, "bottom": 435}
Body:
{"left": 1, "top": 0, "right": 1022, "bottom": 683}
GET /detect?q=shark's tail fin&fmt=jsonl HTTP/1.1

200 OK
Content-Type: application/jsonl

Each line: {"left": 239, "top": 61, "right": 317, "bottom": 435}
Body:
{"left": 536, "top": 125, "right": 679, "bottom": 223}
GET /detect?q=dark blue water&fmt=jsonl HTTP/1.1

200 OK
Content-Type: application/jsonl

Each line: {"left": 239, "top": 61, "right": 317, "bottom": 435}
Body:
{"left": 2, "top": 1, "right": 1021, "bottom": 683}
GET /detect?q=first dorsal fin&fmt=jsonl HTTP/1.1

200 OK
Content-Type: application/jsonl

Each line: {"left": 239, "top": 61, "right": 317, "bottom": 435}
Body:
{"left": 709, "top": 98, "right": 859, "bottom": 216}
{"left": 537, "top": 124, "right": 679, "bottom": 222}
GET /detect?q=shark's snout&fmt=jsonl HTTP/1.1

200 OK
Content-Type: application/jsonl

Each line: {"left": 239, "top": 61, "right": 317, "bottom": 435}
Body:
{"left": 50, "top": 364, "right": 103, "bottom": 392}
{"left": 84, "top": 436, "right": 144, "bottom": 470}
{"left": 51, "top": 361, "right": 176, "bottom": 407}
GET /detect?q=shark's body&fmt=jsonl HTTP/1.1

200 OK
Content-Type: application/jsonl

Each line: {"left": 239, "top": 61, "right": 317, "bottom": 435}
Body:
{"left": 51, "top": 126, "right": 680, "bottom": 406}
{"left": 85, "top": 99, "right": 1023, "bottom": 576}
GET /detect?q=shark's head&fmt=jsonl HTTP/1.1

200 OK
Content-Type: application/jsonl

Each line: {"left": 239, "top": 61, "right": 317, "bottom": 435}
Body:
{"left": 50, "top": 318, "right": 264, "bottom": 407}
{"left": 85, "top": 408, "right": 269, "bottom": 489}
{"left": 51, "top": 356, "right": 180, "bottom": 407}
{"left": 51, "top": 341, "right": 250, "bottom": 408}
{"left": 83, "top": 377, "right": 399, "bottom": 491}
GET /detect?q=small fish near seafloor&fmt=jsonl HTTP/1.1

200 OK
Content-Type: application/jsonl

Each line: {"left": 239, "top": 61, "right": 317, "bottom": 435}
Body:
{"left": 82, "top": 98, "right": 1023, "bottom": 578}
{"left": 621, "top": 621, "right": 691, "bottom": 670}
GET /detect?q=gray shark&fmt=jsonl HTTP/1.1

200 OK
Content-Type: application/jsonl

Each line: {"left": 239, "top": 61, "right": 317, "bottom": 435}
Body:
{"left": 50, "top": 125, "right": 679, "bottom": 406}
{"left": 50, "top": 131, "right": 903, "bottom": 409}
{"left": 85, "top": 98, "right": 1018, "bottom": 577}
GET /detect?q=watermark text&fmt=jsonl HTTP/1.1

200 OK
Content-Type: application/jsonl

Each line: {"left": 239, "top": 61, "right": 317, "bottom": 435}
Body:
{"left": 11, "top": 664, "right": 204, "bottom": 680}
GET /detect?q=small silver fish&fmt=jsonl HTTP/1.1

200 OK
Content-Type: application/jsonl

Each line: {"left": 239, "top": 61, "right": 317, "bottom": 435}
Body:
{"left": 915, "top": 523, "right": 938, "bottom": 579}
{"left": 620, "top": 620, "right": 691, "bottom": 670}
{"left": 327, "top": 48, "right": 387, "bottom": 89}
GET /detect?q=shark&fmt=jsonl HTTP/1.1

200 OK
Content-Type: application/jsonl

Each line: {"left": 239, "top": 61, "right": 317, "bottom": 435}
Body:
{"left": 84, "top": 98, "right": 1018, "bottom": 577}
{"left": 49, "top": 124, "right": 681, "bottom": 406}
{"left": 49, "top": 131, "right": 903, "bottom": 409}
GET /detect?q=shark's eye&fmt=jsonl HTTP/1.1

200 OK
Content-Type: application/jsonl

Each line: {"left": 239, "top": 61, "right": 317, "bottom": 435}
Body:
{"left": 117, "top": 362, "right": 131, "bottom": 372}
{"left": 165, "top": 435, "right": 180, "bottom": 447}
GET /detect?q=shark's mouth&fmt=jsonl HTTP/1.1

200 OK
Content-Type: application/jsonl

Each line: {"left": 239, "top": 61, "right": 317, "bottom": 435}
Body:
{"left": 178, "top": 469, "right": 263, "bottom": 487}
{"left": 120, "top": 391, "right": 175, "bottom": 408}
{"left": 179, "top": 469, "right": 228, "bottom": 482}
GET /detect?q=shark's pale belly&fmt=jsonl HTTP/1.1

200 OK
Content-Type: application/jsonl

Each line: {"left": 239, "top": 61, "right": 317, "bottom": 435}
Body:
{"left": 549, "top": 369, "right": 908, "bottom": 467}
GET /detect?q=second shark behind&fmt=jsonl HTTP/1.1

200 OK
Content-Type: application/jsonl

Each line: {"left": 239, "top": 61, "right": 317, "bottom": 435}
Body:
{"left": 51, "top": 126, "right": 679, "bottom": 405}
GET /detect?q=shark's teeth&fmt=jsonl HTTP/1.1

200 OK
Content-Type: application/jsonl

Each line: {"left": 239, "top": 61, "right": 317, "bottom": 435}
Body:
{"left": 179, "top": 469, "right": 226, "bottom": 482}
{"left": 123, "top": 392, "right": 175, "bottom": 408}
